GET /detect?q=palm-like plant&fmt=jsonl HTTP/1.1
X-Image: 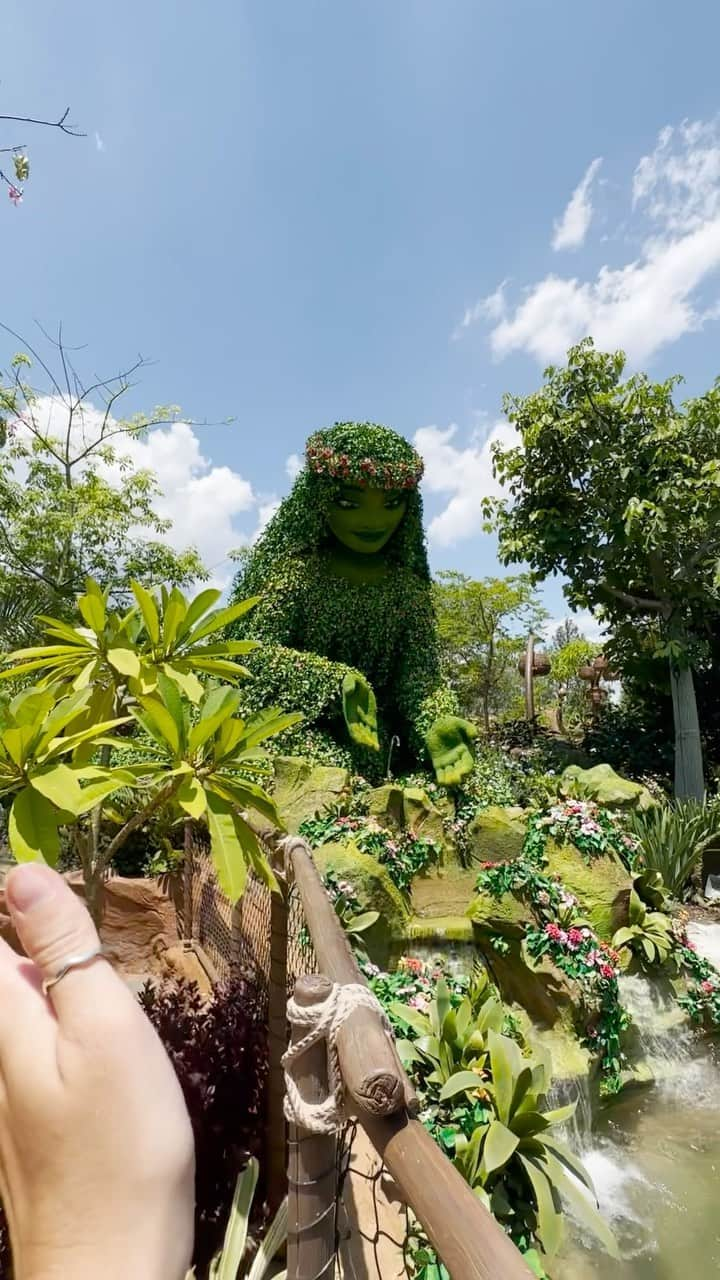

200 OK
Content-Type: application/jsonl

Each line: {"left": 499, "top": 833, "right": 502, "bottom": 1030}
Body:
{"left": 123, "top": 678, "right": 300, "bottom": 899}
{"left": 628, "top": 800, "right": 720, "bottom": 898}
{"left": 0, "top": 578, "right": 301, "bottom": 919}
{"left": 0, "top": 577, "right": 259, "bottom": 706}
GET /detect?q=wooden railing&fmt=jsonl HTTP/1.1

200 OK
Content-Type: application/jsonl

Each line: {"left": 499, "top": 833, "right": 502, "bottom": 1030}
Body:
{"left": 251, "top": 823, "right": 534, "bottom": 1280}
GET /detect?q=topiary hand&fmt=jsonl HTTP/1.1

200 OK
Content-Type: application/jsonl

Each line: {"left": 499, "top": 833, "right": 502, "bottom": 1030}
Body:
{"left": 425, "top": 715, "right": 477, "bottom": 787}
{"left": 342, "top": 672, "right": 380, "bottom": 752}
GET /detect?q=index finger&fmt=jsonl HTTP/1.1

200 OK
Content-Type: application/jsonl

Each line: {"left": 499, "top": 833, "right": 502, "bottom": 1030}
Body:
{"left": 5, "top": 864, "right": 133, "bottom": 1029}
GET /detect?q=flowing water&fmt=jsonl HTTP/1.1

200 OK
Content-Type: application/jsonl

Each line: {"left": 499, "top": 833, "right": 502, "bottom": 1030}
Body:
{"left": 554, "top": 922, "right": 720, "bottom": 1279}
{"left": 407, "top": 924, "right": 720, "bottom": 1276}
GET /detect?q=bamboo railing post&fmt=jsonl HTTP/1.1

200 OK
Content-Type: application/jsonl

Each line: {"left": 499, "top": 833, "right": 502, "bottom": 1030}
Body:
{"left": 287, "top": 838, "right": 415, "bottom": 1116}
{"left": 266, "top": 868, "right": 289, "bottom": 1214}
{"left": 287, "top": 975, "right": 337, "bottom": 1280}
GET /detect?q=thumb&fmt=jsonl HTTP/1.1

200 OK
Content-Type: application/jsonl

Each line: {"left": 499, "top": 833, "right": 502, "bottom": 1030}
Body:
{"left": 6, "top": 864, "right": 115, "bottom": 1020}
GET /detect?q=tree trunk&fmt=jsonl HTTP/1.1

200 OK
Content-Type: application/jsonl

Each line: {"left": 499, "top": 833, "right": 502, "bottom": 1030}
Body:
{"left": 669, "top": 662, "right": 705, "bottom": 801}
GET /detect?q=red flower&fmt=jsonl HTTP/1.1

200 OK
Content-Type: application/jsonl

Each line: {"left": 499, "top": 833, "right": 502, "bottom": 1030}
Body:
{"left": 567, "top": 928, "right": 584, "bottom": 946}
{"left": 701, "top": 979, "right": 715, "bottom": 994}
{"left": 545, "top": 923, "right": 562, "bottom": 940}
{"left": 600, "top": 964, "right": 616, "bottom": 980}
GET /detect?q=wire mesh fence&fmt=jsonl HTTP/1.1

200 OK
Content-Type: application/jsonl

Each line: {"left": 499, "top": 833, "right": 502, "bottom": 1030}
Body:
{"left": 184, "top": 838, "right": 414, "bottom": 1280}
{"left": 183, "top": 834, "right": 527, "bottom": 1280}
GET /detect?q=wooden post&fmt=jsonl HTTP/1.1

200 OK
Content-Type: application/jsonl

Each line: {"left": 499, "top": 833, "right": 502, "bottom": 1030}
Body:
{"left": 287, "top": 975, "right": 337, "bottom": 1280}
{"left": 266, "top": 873, "right": 289, "bottom": 1215}
{"left": 524, "top": 632, "right": 535, "bottom": 727}
{"left": 182, "top": 819, "right": 194, "bottom": 943}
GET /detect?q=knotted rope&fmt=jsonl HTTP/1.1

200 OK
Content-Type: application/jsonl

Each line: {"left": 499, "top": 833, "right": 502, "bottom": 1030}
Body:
{"left": 283, "top": 982, "right": 394, "bottom": 1134}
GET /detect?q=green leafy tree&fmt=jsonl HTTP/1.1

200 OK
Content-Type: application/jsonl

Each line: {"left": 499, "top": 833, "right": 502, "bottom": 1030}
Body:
{"left": 492, "top": 338, "right": 720, "bottom": 800}
{"left": 0, "top": 580, "right": 299, "bottom": 920}
{"left": 0, "top": 330, "right": 206, "bottom": 643}
{"left": 432, "top": 572, "right": 547, "bottom": 731}
{"left": 548, "top": 626, "right": 602, "bottom": 731}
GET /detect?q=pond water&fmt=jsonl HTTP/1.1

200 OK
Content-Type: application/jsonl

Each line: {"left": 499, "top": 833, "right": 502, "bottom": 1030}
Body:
{"left": 555, "top": 923, "right": 720, "bottom": 1279}
{"left": 408, "top": 924, "right": 720, "bottom": 1278}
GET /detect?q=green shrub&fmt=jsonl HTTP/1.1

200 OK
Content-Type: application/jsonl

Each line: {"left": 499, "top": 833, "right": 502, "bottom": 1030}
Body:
{"left": 627, "top": 800, "right": 720, "bottom": 898}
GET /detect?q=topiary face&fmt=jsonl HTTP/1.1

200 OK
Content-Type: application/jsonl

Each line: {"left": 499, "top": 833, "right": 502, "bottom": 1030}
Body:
{"left": 325, "top": 483, "right": 408, "bottom": 554}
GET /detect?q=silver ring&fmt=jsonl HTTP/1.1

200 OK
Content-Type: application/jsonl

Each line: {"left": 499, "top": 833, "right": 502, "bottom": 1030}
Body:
{"left": 42, "top": 945, "right": 106, "bottom": 996}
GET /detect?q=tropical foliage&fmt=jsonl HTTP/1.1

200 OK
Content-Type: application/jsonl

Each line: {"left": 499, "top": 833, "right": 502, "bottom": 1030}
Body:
{"left": 627, "top": 799, "right": 720, "bottom": 898}
{"left": 371, "top": 958, "right": 615, "bottom": 1274}
{"left": 0, "top": 578, "right": 300, "bottom": 915}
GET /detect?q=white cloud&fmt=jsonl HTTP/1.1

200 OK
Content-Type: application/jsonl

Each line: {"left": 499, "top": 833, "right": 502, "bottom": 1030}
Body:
{"left": 285, "top": 452, "right": 303, "bottom": 480}
{"left": 414, "top": 419, "right": 517, "bottom": 546}
{"left": 457, "top": 118, "right": 720, "bottom": 366}
{"left": 452, "top": 282, "right": 507, "bottom": 340}
{"left": 552, "top": 157, "right": 603, "bottom": 251}
{"left": 94, "top": 131, "right": 105, "bottom": 153}
{"left": 12, "top": 397, "right": 259, "bottom": 590}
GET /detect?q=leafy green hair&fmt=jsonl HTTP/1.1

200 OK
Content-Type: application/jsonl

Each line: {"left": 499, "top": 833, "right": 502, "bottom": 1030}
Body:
{"left": 234, "top": 423, "right": 431, "bottom": 598}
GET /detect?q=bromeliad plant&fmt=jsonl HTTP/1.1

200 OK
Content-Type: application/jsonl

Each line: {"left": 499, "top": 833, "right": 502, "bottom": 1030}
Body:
{"left": 611, "top": 880, "right": 675, "bottom": 969}
{"left": 0, "top": 579, "right": 300, "bottom": 918}
{"left": 446, "top": 1031, "right": 617, "bottom": 1269}
{"left": 186, "top": 1158, "right": 287, "bottom": 1280}
{"left": 381, "top": 960, "right": 616, "bottom": 1273}
{"left": 627, "top": 799, "right": 720, "bottom": 899}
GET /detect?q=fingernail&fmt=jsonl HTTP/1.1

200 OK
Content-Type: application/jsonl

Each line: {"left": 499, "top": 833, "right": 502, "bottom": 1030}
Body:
{"left": 7, "top": 863, "right": 58, "bottom": 913}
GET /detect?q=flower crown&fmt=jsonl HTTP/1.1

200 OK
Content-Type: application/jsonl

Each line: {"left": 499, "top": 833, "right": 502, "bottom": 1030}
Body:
{"left": 305, "top": 425, "right": 424, "bottom": 490}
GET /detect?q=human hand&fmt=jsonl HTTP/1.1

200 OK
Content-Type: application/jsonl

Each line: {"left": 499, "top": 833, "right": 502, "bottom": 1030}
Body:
{"left": 425, "top": 715, "right": 477, "bottom": 787}
{"left": 342, "top": 671, "right": 380, "bottom": 751}
{"left": 0, "top": 863, "right": 195, "bottom": 1280}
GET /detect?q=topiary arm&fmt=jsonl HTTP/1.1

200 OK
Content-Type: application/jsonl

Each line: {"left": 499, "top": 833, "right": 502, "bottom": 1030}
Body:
{"left": 394, "top": 579, "right": 475, "bottom": 783}
{"left": 394, "top": 579, "right": 460, "bottom": 747}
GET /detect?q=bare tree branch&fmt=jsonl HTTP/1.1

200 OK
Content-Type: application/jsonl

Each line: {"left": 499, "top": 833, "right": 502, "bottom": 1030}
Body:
{"left": 0, "top": 107, "right": 84, "bottom": 138}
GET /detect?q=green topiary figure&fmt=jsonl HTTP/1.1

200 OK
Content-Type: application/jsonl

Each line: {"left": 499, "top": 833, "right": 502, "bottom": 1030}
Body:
{"left": 230, "top": 422, "right": 476, "bottom": 785}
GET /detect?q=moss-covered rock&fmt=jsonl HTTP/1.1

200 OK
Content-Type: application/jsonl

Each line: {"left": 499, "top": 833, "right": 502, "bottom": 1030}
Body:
{"left": 561, "top": 763, "right": 656, "bottom": 812}
{"left": 412, "top": 866, "right": 479, "bottom": 919}
{"left": 402, "top": 787, "right": 446, "bottom": 849}
{"left": 469, "top": 911, "right": 580, "bottom": 1029}
{"left": 466, "top": 886, "right": 528, "bottom": 940}
{"left": 313, "top": 840, "right": 409, "bottom": 967}
{"left": 367, "top": 783, "right": 446, "bottom": 850}
{"left": 466, "top": 805, "right": 527, "bottom": 864}
{"left": 272, "top": 756, "right": 350, "bottom": 832}
{"left": 545, "top": 839, "right": 631, "bottom": 942}
{"left": 404, "top": 915, "right": 475, "bottom": 946}
{"left": 367, "top": 783, "right": 404, "bottom": 830}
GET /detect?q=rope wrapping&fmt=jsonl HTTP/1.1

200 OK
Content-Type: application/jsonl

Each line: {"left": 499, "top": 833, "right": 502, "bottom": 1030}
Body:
{"left": 283, "top": 982, "right": 394, "bottom": 1134}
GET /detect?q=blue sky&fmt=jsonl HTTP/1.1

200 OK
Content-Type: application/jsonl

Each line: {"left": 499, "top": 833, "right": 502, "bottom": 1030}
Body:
{"left": 3, "top": 0, "right": 720, "bottom": 634}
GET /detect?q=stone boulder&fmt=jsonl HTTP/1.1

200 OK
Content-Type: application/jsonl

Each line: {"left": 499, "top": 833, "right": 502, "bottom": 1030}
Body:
{"left": 272, "top": 755, "right": 350, "bottom": 833}
{"left": 468, "top": 885, "right": 579, "bottom": 1028}
{"left": 313, "top": 840, "right": 410, "bottom": 968}
{"left": 366, "top": 783, "right": 446, "bottom": 850}
{"left": 466, "top": 805, "right": 527, "bottom": 864}
{"left": 367, "top": 783, "right": 405, "bottom": 830}
{"left": 545, "top": 839, "right": 631, "bottom": 942}
{"left": 561, "top": 763, "right": 656, "bottom": 812}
